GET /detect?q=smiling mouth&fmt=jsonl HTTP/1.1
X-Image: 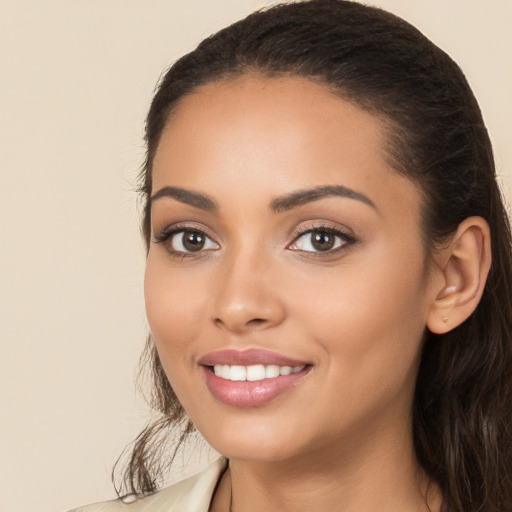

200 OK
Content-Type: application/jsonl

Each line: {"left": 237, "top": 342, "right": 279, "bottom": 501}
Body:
{"left": 199, "top": 349, "right": 312, "bottom": 407}
{"left": 202, "top": 362, "right": 312, "bottom": 408}
{"left": 209, "top": 364, "right": 306, "bottom": 382}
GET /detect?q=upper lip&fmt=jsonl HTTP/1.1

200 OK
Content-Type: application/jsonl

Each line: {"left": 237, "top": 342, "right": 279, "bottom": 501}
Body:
{"left": 198, "top": 348, "right": 309, "bottom": 367}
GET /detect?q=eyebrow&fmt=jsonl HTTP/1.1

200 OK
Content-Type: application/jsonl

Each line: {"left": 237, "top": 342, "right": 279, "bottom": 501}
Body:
{"left": 270, "top": 185, "right": 377, "bottom": 213}
{"left": 150, "top": 184, "right": 376, "bottom": 214}
{"left": 150, "top": 186, "right": 218, "bottom": 212}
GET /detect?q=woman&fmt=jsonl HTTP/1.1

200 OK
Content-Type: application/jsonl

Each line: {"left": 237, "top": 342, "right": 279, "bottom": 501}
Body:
{"left": 72, "top": 0, "right": 512, "bottom": 511}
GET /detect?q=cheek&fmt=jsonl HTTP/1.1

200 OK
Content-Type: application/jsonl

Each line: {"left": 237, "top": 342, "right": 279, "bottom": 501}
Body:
{"left": 144, "top": 253, "right": 207, "bottom": 358}
{"left": 144, "top": 255, "right": 210, "bottom": 409}
{"left": 291, "top": 246, "right": 430, "bottom": 389}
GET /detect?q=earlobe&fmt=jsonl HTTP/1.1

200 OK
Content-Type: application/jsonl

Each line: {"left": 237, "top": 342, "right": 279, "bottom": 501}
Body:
{"left": 427, "top": 217, "right": 491, "bottom": 334}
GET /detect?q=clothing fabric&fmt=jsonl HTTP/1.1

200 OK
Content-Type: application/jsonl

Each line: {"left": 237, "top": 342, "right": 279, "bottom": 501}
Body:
{"left": 68, "top": 458, "right": 227, "bottom": 512}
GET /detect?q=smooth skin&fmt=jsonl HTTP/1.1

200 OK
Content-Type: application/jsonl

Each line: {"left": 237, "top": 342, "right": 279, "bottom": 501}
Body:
{"left": 145, "top": 75, "right": 491, "bottom": 512}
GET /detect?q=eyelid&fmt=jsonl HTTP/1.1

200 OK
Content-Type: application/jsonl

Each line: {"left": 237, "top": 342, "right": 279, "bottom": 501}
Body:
{"left": 287, "top": 222, "right": 357, "bottom": 254}
{"left": 153, "top": 222, "right": 220, "bottom": 256}
{"left": 153, "top": 222, "right": 215, "bottom": 242}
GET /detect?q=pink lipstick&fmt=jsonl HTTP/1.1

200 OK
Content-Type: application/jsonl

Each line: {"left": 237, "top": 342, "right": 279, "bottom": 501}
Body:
{"left": 199, "top": 349, "right": 311, "bottom": 408}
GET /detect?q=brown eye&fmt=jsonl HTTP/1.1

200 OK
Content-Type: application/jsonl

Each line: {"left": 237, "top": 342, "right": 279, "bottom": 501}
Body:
{"left": 311, "top": 231, "right": 336, "bottom": 251}
{"left": 289, "top": 228, "right": 352, "bottom": 253}
{"left": 181, "top": 231, "right": 205, "bottom": 252}
{"left": 168, "top": 230, "right": 219, "bottom": 253}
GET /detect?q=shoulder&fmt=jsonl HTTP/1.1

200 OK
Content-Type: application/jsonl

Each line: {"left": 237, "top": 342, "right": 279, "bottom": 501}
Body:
{"left": 68, "top": 457, "right": 227, "bottom": 512}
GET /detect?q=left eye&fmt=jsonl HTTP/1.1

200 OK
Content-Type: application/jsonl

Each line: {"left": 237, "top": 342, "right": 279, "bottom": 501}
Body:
{"left": 289, "top": 229, "right": 347, "bottom": 252}
{"left": 169, "top": 230, "right": 219, "bottom": 253}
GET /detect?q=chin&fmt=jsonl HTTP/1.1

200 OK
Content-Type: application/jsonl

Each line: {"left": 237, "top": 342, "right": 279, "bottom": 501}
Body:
{"left": 194, "top": 413, "right": 316, "bottom": 463}
{"left": 212, "top": 440, "right": 298, "bottom": 463}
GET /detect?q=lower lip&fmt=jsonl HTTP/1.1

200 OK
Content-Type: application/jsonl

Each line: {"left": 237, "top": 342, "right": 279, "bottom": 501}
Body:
{"left": 202, "top": 366, "right": 310, "bottom": 408}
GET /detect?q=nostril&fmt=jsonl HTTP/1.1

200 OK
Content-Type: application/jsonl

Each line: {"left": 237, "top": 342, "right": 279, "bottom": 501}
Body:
{"left": 214, "top": 316, "right": 267, "bottom": 330}
{"left": 248, "top": 318, "right": 266, "bottom": 324}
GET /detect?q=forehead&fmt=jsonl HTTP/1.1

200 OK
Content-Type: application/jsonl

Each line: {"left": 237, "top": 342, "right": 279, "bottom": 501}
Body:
{"left": 160, "top": 73, "right": 385, "bottom": 142}
{"left": 154, "top": 75, "right": 387, "bottom": 178}
{"left": 151, "top": 74, "right": 421, "bottom": 221}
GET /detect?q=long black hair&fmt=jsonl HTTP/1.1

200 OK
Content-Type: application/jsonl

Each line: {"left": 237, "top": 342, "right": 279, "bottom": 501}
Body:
{"left": 117, "top": 2, "right": 512, "bottom": 510}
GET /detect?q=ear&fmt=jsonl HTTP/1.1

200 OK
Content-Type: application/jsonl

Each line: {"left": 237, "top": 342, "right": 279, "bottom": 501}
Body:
{"left": 427, "top": 216, "right": 491, "bottom": 334}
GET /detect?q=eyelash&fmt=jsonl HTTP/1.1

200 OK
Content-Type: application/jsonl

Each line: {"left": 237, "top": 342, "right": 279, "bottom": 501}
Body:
{"left": 154, "top": 224, "right": 218, "bottom": 258}
{"left": 288, "top": 224, "right": 357, "bottom": 257}
{"left": 153, "top": 223, "right": 356, "bottom": 258}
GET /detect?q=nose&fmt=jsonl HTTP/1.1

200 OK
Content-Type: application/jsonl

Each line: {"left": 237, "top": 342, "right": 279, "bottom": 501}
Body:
{"left": 212, "top": 250, "right": 286, "bottom": 334}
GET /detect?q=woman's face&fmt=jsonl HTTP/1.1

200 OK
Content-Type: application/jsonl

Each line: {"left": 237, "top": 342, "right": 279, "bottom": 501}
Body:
{"left": 145, "top": 75, "right": 441, "bottom": 463}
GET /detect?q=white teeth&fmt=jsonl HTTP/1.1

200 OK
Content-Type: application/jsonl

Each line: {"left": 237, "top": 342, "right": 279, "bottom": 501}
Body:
{"left": 212, "top": 364, "right": 305, "bottom": 381}
{"left": 230, "top": 365, "right": 247, "bottom": 381}
{"left": 265, "top": 365, "right": 280, "bottom": 379}
{"left": 280, "top": 366, "right": 292, "bottom": 376}
{"left": 247, "top": 364, "right": 265, "bottom": 381}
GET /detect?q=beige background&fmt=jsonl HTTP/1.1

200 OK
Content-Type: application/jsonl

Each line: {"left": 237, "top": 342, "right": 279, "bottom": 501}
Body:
{"left": 0, "top": 1, "right": 510, "bottom": 511}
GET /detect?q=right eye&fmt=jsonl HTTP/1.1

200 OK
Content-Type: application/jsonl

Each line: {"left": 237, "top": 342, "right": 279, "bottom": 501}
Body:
{"left": 156, "top": 228, "right": 219, "bottom": 254}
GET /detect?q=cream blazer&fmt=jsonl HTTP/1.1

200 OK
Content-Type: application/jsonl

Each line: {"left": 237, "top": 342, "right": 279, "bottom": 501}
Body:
{"left": 69, "top": 458, "right": 227, "bottom": 512}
